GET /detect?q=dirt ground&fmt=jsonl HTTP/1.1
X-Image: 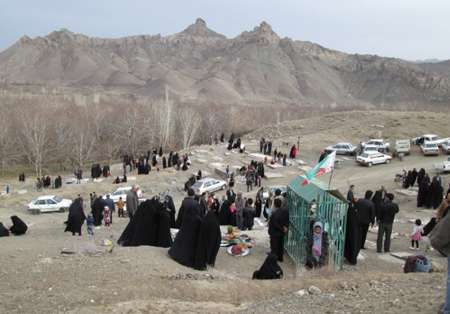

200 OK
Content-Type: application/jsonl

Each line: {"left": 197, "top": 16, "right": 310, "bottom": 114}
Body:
{"left": 1, "top": 111, "right": 449, "bottom": 313}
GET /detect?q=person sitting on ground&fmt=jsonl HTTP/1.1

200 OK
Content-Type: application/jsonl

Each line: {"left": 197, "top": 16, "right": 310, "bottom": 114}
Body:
{"left": 0, "top": 222, "right": 10, "bottom": 237}
{"left": 114, "top": 176, "right": 121, "bottom": 184}
{"left": 9, "top": 215, "right": 28, "bottom": 236}
{"left": 305, "top": 222, "right": 329, "bottom": 269}
{"left": 252, "top": 253, "right": 283, "bottom": 280}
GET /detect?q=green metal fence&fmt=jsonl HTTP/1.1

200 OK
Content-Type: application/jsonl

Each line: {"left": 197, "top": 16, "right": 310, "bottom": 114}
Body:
{"left": 286, "top": 176, "right": 348, "bottom": 270}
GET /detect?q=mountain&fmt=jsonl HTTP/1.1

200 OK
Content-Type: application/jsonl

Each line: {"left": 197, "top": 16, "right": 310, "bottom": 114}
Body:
{"left": 0, "top": 18, "right": 449, "bottom": 111}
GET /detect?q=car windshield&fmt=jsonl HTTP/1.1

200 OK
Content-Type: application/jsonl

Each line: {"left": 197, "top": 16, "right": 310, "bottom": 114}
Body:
{"left": 430, "top": 136, "right": 439, "bottom": 141}
{"left": 53, "top": 196, "right": 62, "bottom": 203}
{"left": 192, "top": 182, "right": 204, "bottom": 189}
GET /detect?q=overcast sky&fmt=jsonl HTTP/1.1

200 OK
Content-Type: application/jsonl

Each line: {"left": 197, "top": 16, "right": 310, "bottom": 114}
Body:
{"left": 1, "top": 0, "right": 448, "bottom": 61}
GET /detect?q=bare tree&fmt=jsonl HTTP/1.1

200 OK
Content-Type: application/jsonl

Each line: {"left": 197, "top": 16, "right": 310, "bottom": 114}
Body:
{"left": 0, "top": 112, "right": 20, "bottom": 174}
{"left": 178, "top": 108, "right": 202, "bottom": 149}
{"left": 17, "top": 108, "right": 52, "bottom": 177}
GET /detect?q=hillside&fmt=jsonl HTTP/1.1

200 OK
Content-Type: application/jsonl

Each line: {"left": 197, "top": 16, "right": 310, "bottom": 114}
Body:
{"left": 1, "top": 18, "right": 450, "bottom": 111}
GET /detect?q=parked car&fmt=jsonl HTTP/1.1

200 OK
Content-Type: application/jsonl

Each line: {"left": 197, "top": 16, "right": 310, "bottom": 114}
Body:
{"left": 191, "top": 178, "right": 227, "bottom": 195}
{"left": 441, "top": 140, "right": 450, "bottom": 154}
{"left": 356, "top": 151, "right": 392, "bottom": 167}
{"left": 361, "top": 139, "right": 390, "bottom": 153}
{"left": 420, "top": 142, "right": 440, "bottom": 156}
{"left": 434, "top": 156, "right": 450, "bottom": 173}
{"left": 413, "top": 134, "right": 449, "bottom": 146}
{"left": 325, "top": 143, "right": 357, "bottom": 156}
{"left": 394, "top": 139, "right": 411, "bottom": 156}
{"left": 27, "top": 195, "right": 72, "bottom": 214}
{"left": 103, "top": 186, "right": 143, "bottom": 203}
{"left": 362, "top": 145, "right": 381, "bottom": 154}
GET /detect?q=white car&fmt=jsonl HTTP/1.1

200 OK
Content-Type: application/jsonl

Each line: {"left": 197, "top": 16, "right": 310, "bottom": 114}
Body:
{"left": 434, "top": 156, "right": 450, "bottom": 173}
{"left": 420, "top": 143, "right": 440, "bottom": 156}
{"left": 103, "top": 186, "right": 143, "bottom": 203}
{"left": 362, "top": 139, "right": 390, "bottom": 153}
{"left": 441, "top": 140, "right": 450, "bottom": 154}
{"left": 27, "top": 195, "right": 72, "bottom": 214}
{"left": 356, "top": 151, "right": 392, "bottom": 167}
{"left": 414, "top": 134, "right": 449, "bottom": 146}
{"left": 362, "top": 145, "right": 380, "bottom": 154}
{"left": 325, "top": 143, "right": 357, "bottom": 156}
{"left": 191, "top": 178, "right": 227, "bottom": 195}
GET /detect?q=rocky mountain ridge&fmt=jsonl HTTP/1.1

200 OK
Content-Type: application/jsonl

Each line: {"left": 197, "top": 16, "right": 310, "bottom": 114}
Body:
{"left": 0, "top": 18, "right": 449, "bottom": 110}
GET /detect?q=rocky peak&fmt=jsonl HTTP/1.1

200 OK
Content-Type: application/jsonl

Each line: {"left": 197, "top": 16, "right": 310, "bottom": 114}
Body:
{"left": 180, "top": 18, "right": 224, "bottom": 38}
{"left": 238, "top": 21, "right": 280, "bottom": 45}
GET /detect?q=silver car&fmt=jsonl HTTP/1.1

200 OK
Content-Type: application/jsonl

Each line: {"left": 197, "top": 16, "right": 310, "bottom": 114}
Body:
{"left": 191, "top": 178, "right": 227, "bottom": 195}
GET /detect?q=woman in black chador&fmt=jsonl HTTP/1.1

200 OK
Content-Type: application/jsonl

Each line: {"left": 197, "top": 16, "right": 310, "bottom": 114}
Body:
{"left": 64, "top": 198, "right": 86, "bottom": 236}
{"left": 169, "top": 191, "right": 202, "bottom": 268}
{"left": 344, "top": 205, "right": 360, "bottom": 265}
{"left": 10, "top": 216, "right": 28, "bottom": 235}
{"left": 194, "top": 209, "right": 221, "bottom": 270}
{"left": 118, "top": 198, "right": 172, "bottom": 248}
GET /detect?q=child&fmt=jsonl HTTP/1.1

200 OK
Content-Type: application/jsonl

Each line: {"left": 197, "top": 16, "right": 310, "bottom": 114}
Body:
{"left": 410, "top": 219, "right": 423, "bottom": 250}
{"left": 117, "top": 197, "right": 125, "bottom": 218}
{"left": 86, "top": 214, "right": 94, "bottom": 236}
{"left": 103, "top": 206, "right": 111, "bottom": 227}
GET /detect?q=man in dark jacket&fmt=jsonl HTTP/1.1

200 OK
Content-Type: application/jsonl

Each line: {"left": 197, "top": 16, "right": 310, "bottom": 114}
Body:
{"left": 377, "top": 193, "right": 399, "bottom": 253}
{"left": 126, "top": 185, "right": 139, "bottom": 220}
{"left": 356, "top": 190, "right": 375, "bottom": 249}
{"left": 269, "top": 198, "right": 289, "bottom": 262}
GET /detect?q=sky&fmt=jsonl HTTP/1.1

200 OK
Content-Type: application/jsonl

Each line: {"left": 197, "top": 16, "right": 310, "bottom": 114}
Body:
{"left": 0, "top": 0, "right": 449, "bottom": 61}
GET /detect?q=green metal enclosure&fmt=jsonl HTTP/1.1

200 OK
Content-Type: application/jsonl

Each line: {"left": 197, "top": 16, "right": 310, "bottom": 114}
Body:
{"left": 286, "top": 176, "right": 348, "bottom": 270}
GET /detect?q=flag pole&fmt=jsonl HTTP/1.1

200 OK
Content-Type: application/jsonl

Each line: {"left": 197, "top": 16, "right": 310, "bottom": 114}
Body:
{"left": 328, "top": 166, "right": 335, "bottom": 190}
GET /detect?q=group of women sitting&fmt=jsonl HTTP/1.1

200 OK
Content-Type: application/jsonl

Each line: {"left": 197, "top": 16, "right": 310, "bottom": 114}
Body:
{"left": 0, "top": 215, "right": 28, "bottom": 237}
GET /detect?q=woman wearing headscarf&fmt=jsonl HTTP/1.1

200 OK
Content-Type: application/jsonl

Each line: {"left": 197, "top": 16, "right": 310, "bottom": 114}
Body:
{"left": 252, "top": 253, "right": 283, "bottom": 280}
{"left": 9, "top": 216, "right": 28, "bottom": 235}
{"left": 306, "top": 222, "right": 329, "bottom": 269}
{"left": 64, "top": 198, "right": 86, "bottom": 236}
{"left": 430, "top": 176, "right": 444, "bottom": 210}
{"left": 0, "top": 222, "right": 10, "bottom": 237}
{"left": 417, "top": 175, "right": 430, "bottom": 208}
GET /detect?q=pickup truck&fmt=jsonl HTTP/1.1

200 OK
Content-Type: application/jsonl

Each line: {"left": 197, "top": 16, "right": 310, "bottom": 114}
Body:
{"left": 413, "top": 134, "right": 449, "bottom": 146}
{"left": 434, "top": 156, "right": 450, "bottom": 173}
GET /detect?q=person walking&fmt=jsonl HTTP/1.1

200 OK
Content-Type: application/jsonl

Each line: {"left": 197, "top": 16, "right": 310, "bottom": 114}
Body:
{"left": 376, "top": 193, "right": 399, "bottom": 253}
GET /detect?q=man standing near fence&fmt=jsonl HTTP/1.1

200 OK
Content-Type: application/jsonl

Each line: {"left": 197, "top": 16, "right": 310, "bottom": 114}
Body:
{"left": 377, "top": 193, "right": 399, "bottom": 253}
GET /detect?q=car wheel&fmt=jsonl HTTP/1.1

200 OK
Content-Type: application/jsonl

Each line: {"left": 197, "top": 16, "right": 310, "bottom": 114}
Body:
{"left": 59, "top": 207, "right": 66, "bottom": 213}
{"left": 386, "top": 159, "right": 390, "bottom": 164}
{"left": 368, "top": 162, "right": 373, "bottom": 167}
